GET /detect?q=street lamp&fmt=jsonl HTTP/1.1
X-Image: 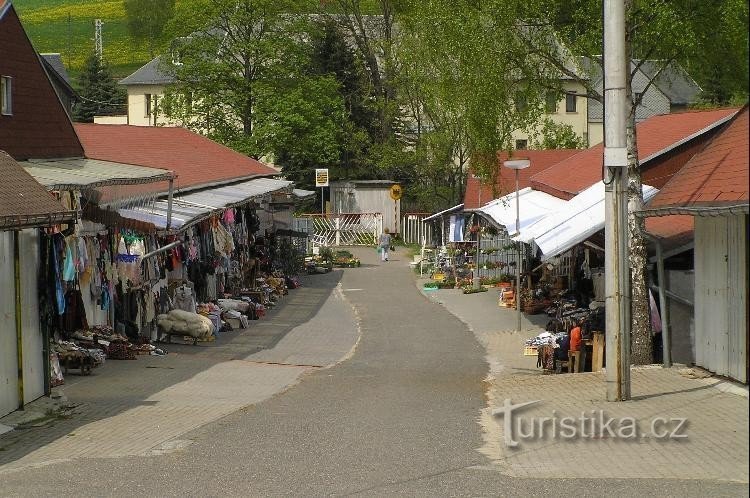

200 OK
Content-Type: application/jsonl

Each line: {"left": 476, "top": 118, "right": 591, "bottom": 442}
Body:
{"left": 503, "top": 157, "right": 530, "bottom": 333}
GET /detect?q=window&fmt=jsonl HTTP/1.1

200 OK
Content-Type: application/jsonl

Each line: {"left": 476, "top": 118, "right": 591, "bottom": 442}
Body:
{"left": 145, "top": 93, "right": 152, "bottom": 118}
{"left": 565, "top": 92, "right": 577, "bottom": 113}
{"left": 515, "top": 139, "right": 528, "bottom": 150}
{"left": 545, "top": 92, "right": 558, "bottom": 113}
{"left": 1, "top": 76, "right": 12, "bottom": 116}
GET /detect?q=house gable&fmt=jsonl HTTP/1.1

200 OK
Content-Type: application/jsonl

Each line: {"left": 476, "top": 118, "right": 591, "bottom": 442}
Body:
{"left": 0, "top": 2, "right": 83, "bottom": 160}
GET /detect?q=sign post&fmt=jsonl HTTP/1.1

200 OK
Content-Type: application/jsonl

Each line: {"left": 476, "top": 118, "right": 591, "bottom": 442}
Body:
{"left": 389, "top": 184, "right": 402, "bottom": 236}
{"left": 315, "top": 169, "right": 329, "bottom": 216}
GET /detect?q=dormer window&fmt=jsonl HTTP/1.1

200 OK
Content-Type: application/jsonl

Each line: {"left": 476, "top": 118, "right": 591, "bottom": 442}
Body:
{"left": 1, "top": 76, "right": 12, "bottom": 116}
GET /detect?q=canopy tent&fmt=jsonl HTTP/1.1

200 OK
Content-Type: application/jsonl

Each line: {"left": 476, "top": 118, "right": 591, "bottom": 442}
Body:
{"left": 119, "top": 177, "right": 293, "bottom": 230}
{"left": 478, "top": 188, "right": 567, "bottom": 235}
{"left": 516, "top": 181, "right": 659, "bottom": 260}
{"left": 423, "top": 203, "right": 464, "bottom": 222}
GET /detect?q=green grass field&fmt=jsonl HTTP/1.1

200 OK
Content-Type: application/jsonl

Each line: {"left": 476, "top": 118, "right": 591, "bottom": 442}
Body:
{"left": 13, "top": 0, "right": 386, "bottom": 82}
{"left": 14, "top": 0, "right": 156, "bottom": 80}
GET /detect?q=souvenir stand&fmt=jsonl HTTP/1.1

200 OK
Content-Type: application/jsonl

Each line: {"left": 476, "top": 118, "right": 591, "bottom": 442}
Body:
{"left": 39, "top": 178, "right": 305, "bottom": 387}
{"left": 522, "top": 244, "right": 607, "bottom": 374}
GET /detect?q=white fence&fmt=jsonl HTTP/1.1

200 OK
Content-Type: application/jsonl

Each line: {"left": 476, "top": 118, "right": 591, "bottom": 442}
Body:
{"left": 297, "top": 213, "right": 383, "bottom": 247}
{"left": 400, "top": 213, "right": 433, "bottom": 245}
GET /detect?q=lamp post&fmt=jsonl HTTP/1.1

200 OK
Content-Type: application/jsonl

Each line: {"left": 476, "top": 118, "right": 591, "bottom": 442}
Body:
{"left": 504, "top": 158, "right": 531, "bottom": 333}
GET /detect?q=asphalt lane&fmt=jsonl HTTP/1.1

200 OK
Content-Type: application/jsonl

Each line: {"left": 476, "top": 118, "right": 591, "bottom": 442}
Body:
{"left": 1, "top": 248, "right": 747, "bottom": 497}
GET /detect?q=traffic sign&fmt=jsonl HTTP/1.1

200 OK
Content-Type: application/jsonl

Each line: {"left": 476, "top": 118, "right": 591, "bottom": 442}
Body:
{"left": 315, "top": 169, "right": 329, "bottom": 187}
{"left": 389, "top": 184, "right": 403, "bottom": 200}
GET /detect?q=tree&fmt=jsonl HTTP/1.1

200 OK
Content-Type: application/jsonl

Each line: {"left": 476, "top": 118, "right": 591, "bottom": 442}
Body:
{"left": 530, "top": 119, "right": 587, "bottom": 149}
{"left": 308, "top": 19, "right": 379, "bottom": 180}
{"left": 395, "top": 2, "right": 563, "bottom": 198}
{"left": 73, "top": 53, "right": 126, "bottom": 122}
{"left": 319, "top": 0, "right": 402, "bottom": 142}
{"left": 159, "top": 0, "right": 345, "bottom": 185}
{"left": 124, "top": 0, "right": 176, "bottom": 57}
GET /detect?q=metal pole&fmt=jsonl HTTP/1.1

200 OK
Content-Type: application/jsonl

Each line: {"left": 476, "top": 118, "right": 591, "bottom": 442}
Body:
{"left": 14, "top": 231, "right": 24, "bottom": 410}
{"left": 604, "top": 0, "right": 631, "bottom": 401}
{"left": 516, "top": 169, "right": 522, "bottom": 333}
{"left": 166, "top": 177, "right": 174, "bottom": 230}
{"left": 653, "top": 236, "right": 671, "bottom": 367}
{"left": 321, "top": 187, "right": 324, "bottom": 216}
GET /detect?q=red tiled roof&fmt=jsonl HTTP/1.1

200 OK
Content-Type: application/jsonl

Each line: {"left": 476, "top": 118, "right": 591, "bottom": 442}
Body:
{"left": 463, "top": 149, "right": 580, "bottom": 209}
{"left": 531, "top": 108, "right": 740, "bottom": 199}
{"left": 648, "top": 106, "right": 749, "bottom": 210}
{"left": 74, "top": 124, "right": 278, "bottom": 201}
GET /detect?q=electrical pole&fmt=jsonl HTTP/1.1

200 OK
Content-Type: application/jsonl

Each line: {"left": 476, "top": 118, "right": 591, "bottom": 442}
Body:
{"left": 604, "top": 0, "right": 631, "bottom": 401}
{"left": 94, "top": 19, "right": 103, "bottom": 63}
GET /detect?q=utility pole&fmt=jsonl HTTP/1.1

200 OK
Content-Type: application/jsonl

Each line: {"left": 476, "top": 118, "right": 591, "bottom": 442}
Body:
{"left": 603, "top": 0, "right": 631, "bottom": 401}
{"left": 94, "top": 19, "right": 103, "bottom": 63}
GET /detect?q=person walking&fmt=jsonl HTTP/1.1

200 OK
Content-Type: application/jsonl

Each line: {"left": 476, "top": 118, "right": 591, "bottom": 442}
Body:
{"left": 378, "top": 228, "right": 392, "bottom": 262}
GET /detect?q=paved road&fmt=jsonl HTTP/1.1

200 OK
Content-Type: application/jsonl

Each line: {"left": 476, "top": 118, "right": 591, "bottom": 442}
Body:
{"left": 1, "top": 248, "right": 746, "bottom": 497}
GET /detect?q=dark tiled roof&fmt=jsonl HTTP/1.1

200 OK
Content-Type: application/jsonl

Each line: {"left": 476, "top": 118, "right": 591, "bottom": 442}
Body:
{"left": 531, "top": 108, "right": 740, "bottom": 199}
{"left": 0, "top": 150, "right": 75, "bottom": 229}
{"left": 40, "top": 53, "right": 71, "bottom": 86}
{"left": 119, "top": 56, "right": 176, "bottom": 86}
{"left": 464, "top": 149, "right": 580, "bottom": 209}
{"left": 74, "top": 124, "right": 278, "bottom": 201}
{"left": 647, "top": 106, "right": 749, "bottom": 210}
{"left": 638, "top": 60, "right": 702, "bottom": 105}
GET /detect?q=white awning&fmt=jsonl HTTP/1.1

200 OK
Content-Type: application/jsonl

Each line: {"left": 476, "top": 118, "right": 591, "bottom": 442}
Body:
{"left": 516, "top": 182, "right": 659, "bottom": 260}
{"left": 119, "top": 178, "right": 293, "bottom": 230}
{"left": 478, "top": 188, "right": 566, "bottom": 235}
{"left": 21, "top": 158, "right": 173, "bottom": 189}
{"left": 423, "top": 203, "right": 464, "bottom": 222}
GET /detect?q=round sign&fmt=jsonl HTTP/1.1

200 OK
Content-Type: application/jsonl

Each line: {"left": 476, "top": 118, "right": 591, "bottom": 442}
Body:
{"left": 389, "top": 184, "right": 403, "bottom": 200}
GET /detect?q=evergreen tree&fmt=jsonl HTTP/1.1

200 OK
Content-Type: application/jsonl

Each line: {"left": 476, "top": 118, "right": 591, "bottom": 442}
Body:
{"left": 73, "top": 53, "right": 126, "bottom": 123}
{"left": 308, "top": 19, "right": 378, "bottom": 180}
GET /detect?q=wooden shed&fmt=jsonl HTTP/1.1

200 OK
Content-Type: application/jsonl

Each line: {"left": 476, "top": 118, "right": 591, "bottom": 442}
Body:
{"left": 329, "top": 180, "right": 401, "bottom": 234}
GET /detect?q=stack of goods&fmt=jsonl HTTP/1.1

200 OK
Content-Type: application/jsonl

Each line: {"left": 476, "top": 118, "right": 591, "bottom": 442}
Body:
{"left": 156, "top": 309, "right": 215, "bottom": 343}
{"left": 197, "top": 302, "right": 223, "bottom": 333}
{"left": 53, "top": 341, "right": 103, "bottom": 374}
{"left": 285, "top": 276, "right": 301, "bottom": 289}
{"left": 217, "top": 298, "right": 253, "bottom": 328}
{"left": 499, "top": 286, "right": 515, "bottom": 308}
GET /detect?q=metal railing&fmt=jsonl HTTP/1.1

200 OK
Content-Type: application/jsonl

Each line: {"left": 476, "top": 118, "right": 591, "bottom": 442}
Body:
{"left": 400, "top": 212, "right": 433, "bottom": 245}
{"left": 296, "top": 213, "right": 383, "bottom": 247}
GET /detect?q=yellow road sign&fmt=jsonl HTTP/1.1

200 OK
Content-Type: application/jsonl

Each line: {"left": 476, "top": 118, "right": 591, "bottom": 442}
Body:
{"left": 390, "top": 184, "right": 403, "bottom": 200}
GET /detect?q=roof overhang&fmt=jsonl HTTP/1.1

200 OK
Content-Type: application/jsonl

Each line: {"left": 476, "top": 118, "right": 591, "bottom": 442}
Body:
{"left": 423, "top": 204, "right": 464, "bottom": 222}
{"left": 21, "top": 157, "right": 174, "bottom": 190}
{"left": 0, "top": 211, "right": 77, "bottom": 231}
{"left": 118, "top": 178, "right": 293, "bottom": 232}
{"left": 637, "top": 203, "right": 749, "bottom": 218}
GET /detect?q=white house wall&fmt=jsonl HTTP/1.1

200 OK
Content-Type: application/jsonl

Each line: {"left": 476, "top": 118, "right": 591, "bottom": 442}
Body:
{"left": 0, "top": 229, "right": 45, "bottom": 418}
{"left": 512, "top": 81, "right": 589, "bottom": 146}
{"left": 0, "top": 231, "right": 19, "bottom": 417}
{"left": 19, "top": 230, "right": 44, "bottom": 404}
{"left": 126, "top": 85, "right": 167, "bottom": 126}
{"left": 694, "top": 215, "right": 747, "bottom": 383}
